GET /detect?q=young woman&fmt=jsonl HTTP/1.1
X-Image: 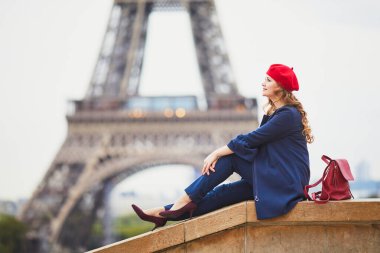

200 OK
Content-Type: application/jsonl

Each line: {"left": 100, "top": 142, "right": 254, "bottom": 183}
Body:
{"left": 132, "top": 64, "right": 314, "bottom": 230}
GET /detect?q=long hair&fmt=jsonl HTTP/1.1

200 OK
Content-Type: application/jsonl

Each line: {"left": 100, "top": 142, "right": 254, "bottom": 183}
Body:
{"left": 264, "top": 88, "right": 314, "bottom": 144}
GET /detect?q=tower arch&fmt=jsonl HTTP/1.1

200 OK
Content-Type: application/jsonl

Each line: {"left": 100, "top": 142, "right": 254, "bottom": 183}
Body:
{"left": 20, "top": 0, "right": 258, "bottom": 252}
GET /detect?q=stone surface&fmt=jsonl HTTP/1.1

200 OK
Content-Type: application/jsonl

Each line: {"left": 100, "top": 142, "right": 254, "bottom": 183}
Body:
{"left": 87, "top": 223, "right": 184, "bottom": 253}
{"left": 159, "top": 244, "right": 186, "bottom": 253}
{"left": 87, "top": 200, "right": 380, "bottom": 253}
{"left": 186, "top": 226, "right": 245, "bottom": 253}
{"left": 247, "top": 199, "right": 380, "bottom": 223}
{"left": 185, "top": 201, "right": 246, "bottom": 241}
{"left": 246, "top": 224, "right": 380, "bottom": 253}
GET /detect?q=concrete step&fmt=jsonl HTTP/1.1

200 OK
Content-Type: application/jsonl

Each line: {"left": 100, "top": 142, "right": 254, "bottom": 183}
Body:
{"left": 87, "top": 199, "right": 380, "bottom": 253}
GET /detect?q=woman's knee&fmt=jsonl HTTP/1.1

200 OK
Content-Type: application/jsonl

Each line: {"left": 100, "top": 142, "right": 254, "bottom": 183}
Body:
{"left": 196, "top": 184, "right": 230, "bottom": 205}
{"left": 216, "top": 154, "right": 233, "bottom": 167}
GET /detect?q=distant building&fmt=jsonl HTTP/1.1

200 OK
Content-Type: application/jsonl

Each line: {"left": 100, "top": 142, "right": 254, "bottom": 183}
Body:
{"left": 0, "top": 199, "right": 27, "bottom": 216}
{"left": 351, "top": 181, "right": 380, "bottom": 198}
{"left": 351, "top": 160, "right": 380, "bottom": 198}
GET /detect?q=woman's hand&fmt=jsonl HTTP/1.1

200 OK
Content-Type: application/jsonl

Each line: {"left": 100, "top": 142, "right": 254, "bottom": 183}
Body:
{"left": 201, "top": 145, "right": 234, "bottom": 175}
{"left": 202, "top": 152, "right": 219, "bottom": 175}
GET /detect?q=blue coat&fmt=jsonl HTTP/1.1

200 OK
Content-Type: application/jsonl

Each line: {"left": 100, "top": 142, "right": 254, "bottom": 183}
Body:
{"left": 227, "top": 105, "right": 310, "bottom": 219}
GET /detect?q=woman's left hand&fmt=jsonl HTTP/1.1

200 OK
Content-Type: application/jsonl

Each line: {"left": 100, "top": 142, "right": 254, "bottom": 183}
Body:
{"left": 202, "top": 152, "right": 219, "bottom": 175}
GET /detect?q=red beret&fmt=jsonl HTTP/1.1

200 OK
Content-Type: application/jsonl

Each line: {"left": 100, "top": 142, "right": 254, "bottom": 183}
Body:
{"left": 266, "top": 64, "right": 299, "bottom": 91}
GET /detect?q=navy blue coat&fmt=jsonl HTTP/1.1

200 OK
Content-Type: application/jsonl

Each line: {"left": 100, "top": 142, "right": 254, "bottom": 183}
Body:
{"left": 227, "top": 105, "right": 310, "bottom": 219}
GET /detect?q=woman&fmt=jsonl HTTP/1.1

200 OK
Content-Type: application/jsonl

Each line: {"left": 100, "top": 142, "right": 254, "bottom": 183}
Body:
{"left": 132, "top": 64, "right": 314, "bottom": 230}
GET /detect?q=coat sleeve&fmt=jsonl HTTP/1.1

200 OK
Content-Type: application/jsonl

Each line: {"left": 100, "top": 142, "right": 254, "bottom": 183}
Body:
{"left": 227, "top": 108, "right": 295, "bottom": 154}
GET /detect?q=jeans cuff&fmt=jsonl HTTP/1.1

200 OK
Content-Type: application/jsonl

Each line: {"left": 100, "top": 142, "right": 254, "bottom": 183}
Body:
{"left": 164, "top": 204, "right": 173, "bottom": 211}
{"left": 184, "top": 187, "right": 200, "bottom": 203}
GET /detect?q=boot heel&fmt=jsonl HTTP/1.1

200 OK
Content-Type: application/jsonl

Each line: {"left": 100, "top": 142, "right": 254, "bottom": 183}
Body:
{"left": 131, "top": 204, "right": 167, "bottom": 231}
{"left": 151, "top": 219, "right": 167, "bottom": 231}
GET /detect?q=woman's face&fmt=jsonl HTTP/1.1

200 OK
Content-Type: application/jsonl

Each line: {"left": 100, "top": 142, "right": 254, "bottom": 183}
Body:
{"left": 262, "top": 75, "right": 282, "bottom": 99}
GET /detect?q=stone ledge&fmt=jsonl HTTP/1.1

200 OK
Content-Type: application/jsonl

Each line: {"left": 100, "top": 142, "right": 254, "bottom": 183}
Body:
{"left": 247, "top": 199, "right": 380, "bottom": 224}
{"left": 87, "top": 199, "right": 380, "bottom": 253}
{"left": 87, "top": 222, "right": 185, "bottom": 253}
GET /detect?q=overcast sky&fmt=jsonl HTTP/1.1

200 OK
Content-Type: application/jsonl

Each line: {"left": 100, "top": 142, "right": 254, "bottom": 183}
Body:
{"left": 0, "top": 0, "right": 380, "bottom": 201}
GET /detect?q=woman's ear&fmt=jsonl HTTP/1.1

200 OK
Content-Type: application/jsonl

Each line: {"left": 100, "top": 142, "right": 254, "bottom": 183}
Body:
{"left": 274, "top": 85, "right": 283, "bottom": 95}
{"left": 275, "top": 82, "right": 283, "bottom": 91}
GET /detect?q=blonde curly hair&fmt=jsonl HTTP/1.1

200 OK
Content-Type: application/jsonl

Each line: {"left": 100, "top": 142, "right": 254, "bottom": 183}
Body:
{"left": 264, "top": 89, "right": 314, "bottom": 144}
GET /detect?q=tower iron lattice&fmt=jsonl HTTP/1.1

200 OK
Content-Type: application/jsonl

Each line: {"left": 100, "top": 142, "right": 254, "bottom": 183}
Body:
{"left": 20, "top": 0, "right": 258, "bottom": 252}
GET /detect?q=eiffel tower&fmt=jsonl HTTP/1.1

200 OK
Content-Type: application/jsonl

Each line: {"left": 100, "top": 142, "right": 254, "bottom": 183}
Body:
{"left": 20, "top": 0, "right": 258, "bottom": 252}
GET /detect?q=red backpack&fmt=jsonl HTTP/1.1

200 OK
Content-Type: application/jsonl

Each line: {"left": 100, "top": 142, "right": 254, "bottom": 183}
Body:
{"left": 304, "top": 155, "right": 354, "bottom": 203}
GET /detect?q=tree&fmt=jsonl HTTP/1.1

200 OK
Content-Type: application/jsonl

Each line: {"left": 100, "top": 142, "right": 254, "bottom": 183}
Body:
{"left": 0, "top": 214, "right": 27, "bottom": 253}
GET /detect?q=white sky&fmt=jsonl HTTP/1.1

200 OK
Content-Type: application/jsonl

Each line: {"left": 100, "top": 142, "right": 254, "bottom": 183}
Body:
{"left": 0, "top": 0, "right": 380, "bottom": 201}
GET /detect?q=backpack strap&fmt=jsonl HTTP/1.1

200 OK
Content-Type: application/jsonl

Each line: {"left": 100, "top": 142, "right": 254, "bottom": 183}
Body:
{"left": 321, "top": 155, "right": 332, "bottom": 165}
{"left": 304, "top": 158, "right": 331, "bottom": 200}
{"left": 304, "top": 176, "right": 323, "bottom": 200}
{"left": 312, "top": 191, "right": 330, "bottom": 204}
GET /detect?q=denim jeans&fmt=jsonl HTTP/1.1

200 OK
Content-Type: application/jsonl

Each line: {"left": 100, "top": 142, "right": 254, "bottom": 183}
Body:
{"left": 164, "top": 154, "right": 254, "bottom": 221}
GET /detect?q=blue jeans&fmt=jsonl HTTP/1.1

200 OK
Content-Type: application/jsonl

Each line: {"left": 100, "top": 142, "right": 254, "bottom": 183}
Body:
{"left": 164, "top": 154, "right": 254, "bottom": 221}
